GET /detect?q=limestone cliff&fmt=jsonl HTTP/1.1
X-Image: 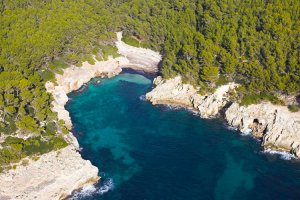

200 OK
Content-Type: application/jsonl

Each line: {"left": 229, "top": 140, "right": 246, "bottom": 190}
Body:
{"left": 146, "top": 76, "right": 238, "bottom": 118}
{"left": 146, "top": 76, "right": 198, "bottom": 108}
{"left": 46, "top": 32, "right": 162, "bottom": 129}
{"left": 0, "top": 32, "right": 162, "bottom": 200}
{"left": 146, "top": 76, "right": 300, "bottom": 157}
{"left": 45, "top": 57, "right": 124, "bottom": 128}
{"left": 0, "top": 146, "right": 99, "bottom": 200}
{"left": 225, "top": 103, "right": 300, "bottom": 156}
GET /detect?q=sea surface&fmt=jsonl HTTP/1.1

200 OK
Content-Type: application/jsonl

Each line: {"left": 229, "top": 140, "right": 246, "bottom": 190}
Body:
{"left": 66, "top": 73, "right": 300, "bottom": 200}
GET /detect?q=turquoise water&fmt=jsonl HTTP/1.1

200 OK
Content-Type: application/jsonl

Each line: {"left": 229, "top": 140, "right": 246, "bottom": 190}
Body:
{"left": 67, "top": 73, "right": 300, "bottom": 200}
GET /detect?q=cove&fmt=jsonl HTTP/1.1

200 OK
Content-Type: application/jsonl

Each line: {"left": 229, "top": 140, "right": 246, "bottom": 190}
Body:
{"left": 66, "top": 73, "right": 300, "bottom": 200}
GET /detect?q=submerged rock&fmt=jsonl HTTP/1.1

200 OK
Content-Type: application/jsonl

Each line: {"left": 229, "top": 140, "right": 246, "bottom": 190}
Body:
{"left": 146, "top": 76, "right": 300, "bottom": 158}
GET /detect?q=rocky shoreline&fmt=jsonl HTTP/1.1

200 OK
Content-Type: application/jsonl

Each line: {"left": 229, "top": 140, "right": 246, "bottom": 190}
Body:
{"left": 146, "top": 76, "right": 300, "bottom": 158}
{"left": 0, "top": 146, "right": 99, "bottom": 200}
{"left": 1, "top": 31, "right": 299, "bottom": 199}
{"left": 0, "top": 32, "right": 161, "bottom": 200}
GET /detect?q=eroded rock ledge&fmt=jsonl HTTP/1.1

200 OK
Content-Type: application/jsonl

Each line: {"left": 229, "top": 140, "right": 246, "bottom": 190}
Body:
{"left": 0, "top": 32, "right": 161, "bottom": 200}
{"left": 146, "top": 76, "right": 300, "bottom": 157}
{"left": 0, "top": 146, "right": 99, "bottom": 200}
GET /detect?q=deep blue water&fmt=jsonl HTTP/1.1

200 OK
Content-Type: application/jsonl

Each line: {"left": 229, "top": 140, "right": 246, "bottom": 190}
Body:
{"left": 66, "top": 73, "right": 300, "bottom": 200}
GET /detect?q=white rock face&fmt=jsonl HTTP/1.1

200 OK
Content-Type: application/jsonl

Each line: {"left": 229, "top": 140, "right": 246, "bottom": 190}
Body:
{"left": 194, "top": 83, "right": 237, "bottom": 118}
{"left": 146, "top": 76, "right": 237, "bottom": 118}
{"left": 225, "top": 102, "right": 300, "bottom": 156}
{"left": 46, "top": 83, "right": 73, "bottom": 128}
{"left": 0, "top": 32, "right": 162, "bottom": 199}
{"left": 55, "top": 57, "right": 124, "bottom": 94}
{"left": 0, "top": 146, "right": 99, "bottom": 200}
{"left": 46, "top": 32, "right": 162, "bottom": 128}
{"left": 146, "top": 76, "right": 300, "bottom": 157}
{"left": 45, "top": 58, "right": 123, "bottom": 128}
{"left": 146, "top": 76, "right": 198, "bottom": 107}
{"left": 116, "top": 32, "right": 162, "bottom": 73}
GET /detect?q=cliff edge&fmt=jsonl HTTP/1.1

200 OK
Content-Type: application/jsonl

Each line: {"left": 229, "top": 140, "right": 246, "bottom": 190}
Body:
{"left": 0, "top": 32, "right": 162, "bottom": 200}
{"left": 0, "top": 146, "right": 99, "bottom": 200}
{"left": 146, "top": 76, "right": 300, "bottom": 158}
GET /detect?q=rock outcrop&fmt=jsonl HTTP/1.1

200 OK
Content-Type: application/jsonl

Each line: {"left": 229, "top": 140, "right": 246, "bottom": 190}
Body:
{"left": 225, "top": 103, "right": 300, "bottom": 156}
{"left": 0, "top": 146, "right": 99, "bottom": 200}
{"left": 146, "top": 76, "right": 300, "bottom": 157}
{"left": 56, "top": 58, "right": 123, "bottom": 94}
{"left": 145, "top": 76, "right": 198, "bottom": 108}
{"left": 146, "top": 76, "right": 237, "bottom": 118}
{"left": 194, "top": 83, "right": 237, "bottom": 118}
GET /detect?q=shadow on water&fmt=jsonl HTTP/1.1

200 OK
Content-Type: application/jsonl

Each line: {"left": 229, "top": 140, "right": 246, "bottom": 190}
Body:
{"left": 214, "top": 153, "right": 255, "bottom": 200}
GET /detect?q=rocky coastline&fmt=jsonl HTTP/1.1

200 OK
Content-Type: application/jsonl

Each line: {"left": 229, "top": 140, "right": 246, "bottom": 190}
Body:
{"left": 0, "top": 32, "right": 161, "bottom": 200}
{"left": 0, "top": 146, "right": 99, "bottom": 200}
{"left": 1, "top": 30, "right": 299, "bottom": 199}
{"left": 146, "top": 76, "right": 300, "bottom": 158}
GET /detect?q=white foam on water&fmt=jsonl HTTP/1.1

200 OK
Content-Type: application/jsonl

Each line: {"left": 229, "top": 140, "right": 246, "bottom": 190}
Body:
{"left": 69, "top": 178, "right": 114, "bottom": 200}
{"left": 161, "top": 105, "right": 201, "bottom": 117}
{"left": 241, "top": 128, "right": 252, "bottom": 136}
{"left": 187, "top": 108, "right": 199, "bottom": 116}
{"left": 225, "top": 125, "right": 238, "bottom": 131}
{"left": 165, "top": 105, "right": 187, "bottom": 111}
{"left": 262, "top": 149, "right": 295, "bottom": 160}
{"left": 69, "top": 185, "right": 97, "bottom": 200}
{"left": 96, "top": 178, "right": 114, "bottom": 195}
{"left": 139, "top": 95, "right": 146, "bottom": 101}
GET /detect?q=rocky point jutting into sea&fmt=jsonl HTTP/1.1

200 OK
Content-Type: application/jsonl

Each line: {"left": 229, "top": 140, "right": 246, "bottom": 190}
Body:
{"left": 0, "top": 32, "right": 161, "bottom": 200}
{"left": 146, "top": 76, "right": 300, "bottom": 157}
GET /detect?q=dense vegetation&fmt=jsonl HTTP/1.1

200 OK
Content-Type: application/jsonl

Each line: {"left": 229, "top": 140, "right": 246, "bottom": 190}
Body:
{"left": 0, "top": 0, "right": 119, "bottom": 170}
{"left": 0, "top": 0, "right": 299, "bottom": 168}
{"left": 119, "top": 0, "right": 300, "bottom": 103}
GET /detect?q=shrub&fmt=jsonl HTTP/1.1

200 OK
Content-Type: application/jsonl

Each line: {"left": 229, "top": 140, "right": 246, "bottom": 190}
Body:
{"left": 52, "top": 137, "right": 68, "bottom": 150}
{"left": 240, "top": 94, "right": 260, "bottom": 106}
{"left": 0, "top": 135, "right": 68, "bottom": 168}
{"left": 86, "top": 55, "right": 96, "bottom": 65}
{"left": 122, "top": 34, "right": 140, "bottom": 47}
{"left": 32, "top": 156, "right": 40, "bottom": 161}
{"left": 240, "top": 93, "right": 284, "bottom": 106}
{"left": 216, "top": 76, "right": 229, "bottom": 87}
{"left": 61, "top": 127, "right": 69, "bottom": 135}
{"left": 21, "top": 159, "right": 29, "bottom": 166}
{"left": 288, "top": 104, "right": 299, "bottom": 112}
{"left": 45, "top": 122, "right": 57, "bottom": 135}
{"left": 40, "top": 69, "right": 55, "bottom": 82}
{"left": 99, "top": 45, "right": 120, "bottom": 60}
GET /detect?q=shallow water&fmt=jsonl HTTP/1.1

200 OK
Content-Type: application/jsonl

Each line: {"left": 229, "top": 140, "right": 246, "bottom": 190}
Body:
{"left": 66, "top": 73, "right": 300, "bottom": 200}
